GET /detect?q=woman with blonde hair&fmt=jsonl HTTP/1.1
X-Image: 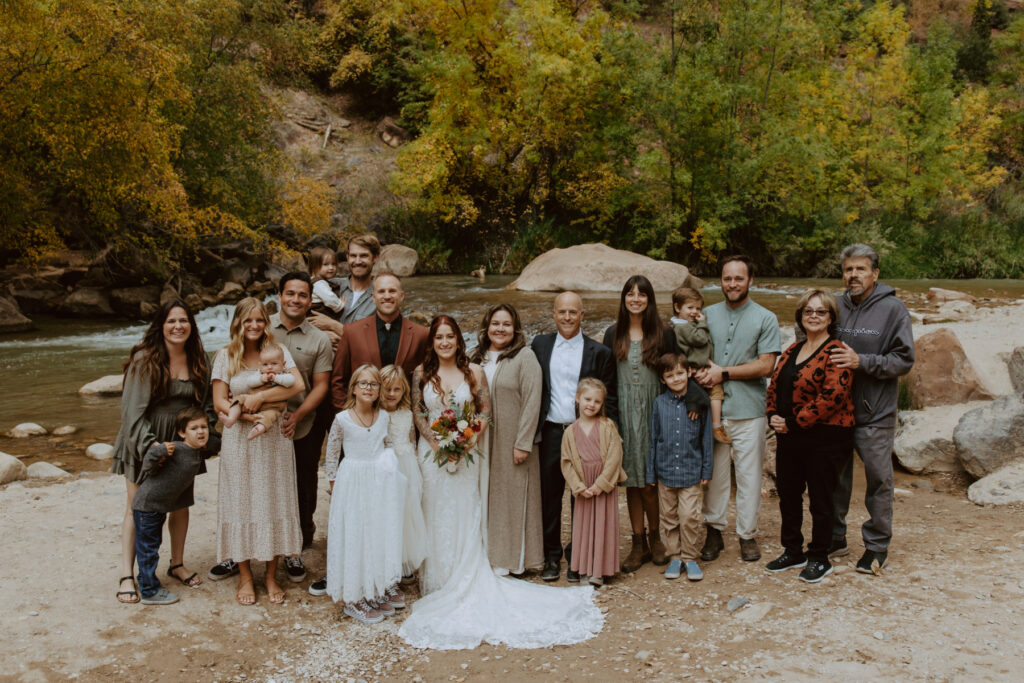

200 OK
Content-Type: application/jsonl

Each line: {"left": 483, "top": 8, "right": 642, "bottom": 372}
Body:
{"left": 211, "top": 297, "right": 305, "bottom": 605}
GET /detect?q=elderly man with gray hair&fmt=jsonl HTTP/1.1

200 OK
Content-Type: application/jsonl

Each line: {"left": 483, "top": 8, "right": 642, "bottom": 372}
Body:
{"left": 827, "top": 243, "right": 914, "bottom": 575}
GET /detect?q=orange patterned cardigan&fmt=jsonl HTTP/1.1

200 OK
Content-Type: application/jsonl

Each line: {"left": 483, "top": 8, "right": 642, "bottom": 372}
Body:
{"left": 766, "top": 338, "right": 855, "bottom": 431}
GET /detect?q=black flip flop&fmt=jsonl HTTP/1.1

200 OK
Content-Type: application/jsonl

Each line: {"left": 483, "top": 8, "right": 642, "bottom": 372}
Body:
{"left": 116, "top": 575, "right": 139, "bottom": 604}
{"left": 168, "top": 564, "right": 202, "bottom": 589}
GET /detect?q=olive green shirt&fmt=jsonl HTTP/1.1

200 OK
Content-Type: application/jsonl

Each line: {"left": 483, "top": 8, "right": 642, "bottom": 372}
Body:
{"left": 269, "top": 313, "right": 334, "bottom": 439}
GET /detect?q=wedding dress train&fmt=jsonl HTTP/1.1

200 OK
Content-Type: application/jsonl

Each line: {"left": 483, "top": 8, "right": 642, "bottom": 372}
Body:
{"left": 398, "top": 381, "right": 603, "bottom": 650}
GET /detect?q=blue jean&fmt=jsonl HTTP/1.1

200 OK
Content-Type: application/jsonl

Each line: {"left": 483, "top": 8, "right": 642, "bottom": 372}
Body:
{"left": 133, "top": 510, "right": 166, "bottom": 598}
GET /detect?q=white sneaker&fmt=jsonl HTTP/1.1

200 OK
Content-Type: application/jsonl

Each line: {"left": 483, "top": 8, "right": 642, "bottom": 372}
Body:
{"left": 343, "top": 599, "right": 383, "bottom": 624}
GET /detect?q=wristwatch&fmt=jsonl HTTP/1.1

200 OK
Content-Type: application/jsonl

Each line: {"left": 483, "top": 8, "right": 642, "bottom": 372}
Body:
{"left": 721, "top": 370, "right": 731, "bottom": 382}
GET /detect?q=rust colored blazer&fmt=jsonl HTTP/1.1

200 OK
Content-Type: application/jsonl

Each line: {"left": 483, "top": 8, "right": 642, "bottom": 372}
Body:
{"left": 330, "top": 314, "right": 430, "bottom": 410}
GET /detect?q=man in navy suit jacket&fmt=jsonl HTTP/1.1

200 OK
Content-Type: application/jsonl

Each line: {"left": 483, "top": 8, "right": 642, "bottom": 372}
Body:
{"left": 530, "top": 291, "right": 617, "bottom": 582}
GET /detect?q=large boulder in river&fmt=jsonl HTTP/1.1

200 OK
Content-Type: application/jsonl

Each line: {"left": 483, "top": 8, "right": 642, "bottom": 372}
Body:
{"left": 894, "top": 403, "right": 987, "bottom": 474}
{"left": 508, "top": 243, "right": 703, "bottom": 292}
{"left": 57, "top": 287, "right": 115, "bottom": 317}
{"left": 953, "top": 394, "right": 1024, "bottom": 478}
{"left": 905, "top": 328, "right": 995, "bottom": 408}
{"left": 79, "top": 374, "right": 124, "bottom": 396}
{"left": 0, "top": 452, "right": 27, "bottom": 485}
{"left": 375, "top": 244, "right": 418, "bottom": 277}
{"left": 926, "top": 287, "right": 976, "bottom": 304}
{"left": 0, "top": 295, "right": 33, "bottom": 333}
{"left": 967, "top": 461, "right": 1024, "bottom": 506}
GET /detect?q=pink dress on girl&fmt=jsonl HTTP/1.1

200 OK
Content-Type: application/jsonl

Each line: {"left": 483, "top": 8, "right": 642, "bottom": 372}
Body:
{"left": 570, "top": 423, "right": 620, "bottom": 579}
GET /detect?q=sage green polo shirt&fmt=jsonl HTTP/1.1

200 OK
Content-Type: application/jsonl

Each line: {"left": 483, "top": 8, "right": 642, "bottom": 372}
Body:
{"left": 704, "top": 299, "right": 781, "bottom": 420}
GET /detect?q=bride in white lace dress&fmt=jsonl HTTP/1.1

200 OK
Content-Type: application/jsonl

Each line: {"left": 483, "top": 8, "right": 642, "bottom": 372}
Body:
{"left": 398, "top": 316, "right": 603, "bottom": 650}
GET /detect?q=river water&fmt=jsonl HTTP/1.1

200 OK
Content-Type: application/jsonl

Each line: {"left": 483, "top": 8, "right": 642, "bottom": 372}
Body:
{"left": 2, "top": 275, "right": 1022, "bottom": 470}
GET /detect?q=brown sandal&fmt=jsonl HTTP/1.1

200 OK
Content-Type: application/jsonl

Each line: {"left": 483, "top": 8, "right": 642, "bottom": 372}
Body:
{"left": 235, "top": 578, "right": 256, "bottom": 606}
{"left": 116, "top": 576, "right": 139, "bottom": 604}
{"left": 266, "top": 582, "right": 285, "bottom": 604}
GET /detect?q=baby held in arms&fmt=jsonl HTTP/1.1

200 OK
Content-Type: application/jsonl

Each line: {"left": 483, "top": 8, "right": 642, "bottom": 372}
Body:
{"left": 219, "top": 343, "right": 295, "bottom": 440}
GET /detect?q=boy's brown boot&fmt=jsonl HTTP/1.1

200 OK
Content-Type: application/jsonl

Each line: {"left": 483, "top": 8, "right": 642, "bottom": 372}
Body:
{"left": 713, "top": 425, "right": 732, "bottom": 443}
{"left": 649, "top": 530, "right": 669, "bottom": 566}
{"left": 621, "top": 534, "right": 646, "bottom": 573}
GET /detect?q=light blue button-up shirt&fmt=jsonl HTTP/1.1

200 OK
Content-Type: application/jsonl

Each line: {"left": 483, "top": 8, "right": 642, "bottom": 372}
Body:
{"left": 704, "top": 298, "right": 781, "bottom": 420}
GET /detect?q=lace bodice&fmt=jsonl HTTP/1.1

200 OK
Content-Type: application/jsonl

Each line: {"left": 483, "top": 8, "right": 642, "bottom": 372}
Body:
{"left": 324, "top": 409, "right": 389, "bottom": 480}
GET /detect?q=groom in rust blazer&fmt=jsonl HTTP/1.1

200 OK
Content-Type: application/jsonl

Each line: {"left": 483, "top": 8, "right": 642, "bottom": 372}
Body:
{"left": 330, "top": 271, "right": 430, "bottom": 411}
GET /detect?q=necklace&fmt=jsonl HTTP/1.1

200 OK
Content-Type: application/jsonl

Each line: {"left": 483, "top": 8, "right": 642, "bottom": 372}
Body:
{"left": 351, "top": 408, "right": 376, "bottom": 430}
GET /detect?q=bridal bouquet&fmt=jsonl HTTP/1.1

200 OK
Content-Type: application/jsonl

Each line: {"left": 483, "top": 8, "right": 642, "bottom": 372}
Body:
{"left": 426, "top": 399, "right": 488, "bottom": 473}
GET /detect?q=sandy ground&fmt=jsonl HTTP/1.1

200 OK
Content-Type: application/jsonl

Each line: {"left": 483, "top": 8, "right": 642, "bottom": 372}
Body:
{"left": 2, "top": 458, "right": 1023, "bottom": 683}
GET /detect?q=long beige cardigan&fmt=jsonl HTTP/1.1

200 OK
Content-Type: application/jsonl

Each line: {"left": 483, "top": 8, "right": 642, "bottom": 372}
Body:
{"left": 560, "top": 416, "right": 627, "bottom": 495}
{"left": 485, "top": 347, "right": 545, "bottom": 572}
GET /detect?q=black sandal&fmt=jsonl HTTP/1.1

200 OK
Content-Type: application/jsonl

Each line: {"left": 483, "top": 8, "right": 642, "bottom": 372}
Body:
{"left": 168, "top": 563, "right": 202, "bottom": 588}
{"left": 116, "top": 576, "right": 139, "bottom": 604}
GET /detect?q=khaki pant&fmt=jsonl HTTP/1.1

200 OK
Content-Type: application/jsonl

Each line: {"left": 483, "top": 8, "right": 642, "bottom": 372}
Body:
{"left": 658, "top": 482, "right": 703, "bottom": 562}
{"left": 702, "top": 416, "right": 766, "bottom": 540}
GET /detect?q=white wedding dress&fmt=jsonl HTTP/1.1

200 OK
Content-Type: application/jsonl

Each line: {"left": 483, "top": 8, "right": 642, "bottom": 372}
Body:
{"left": 398, "top": 382, "right": 604, "bottom": 650}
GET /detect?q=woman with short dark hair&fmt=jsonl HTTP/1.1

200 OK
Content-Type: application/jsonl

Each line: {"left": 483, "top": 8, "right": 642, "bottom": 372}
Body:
{"left": 765, "top": 289, "right": 854, "bottom": 583}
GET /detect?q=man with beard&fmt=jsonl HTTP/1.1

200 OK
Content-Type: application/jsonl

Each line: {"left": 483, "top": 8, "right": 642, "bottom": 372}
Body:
{"left": 828, "top": 243, "right": 914, "bottom": 574}
{"left": 308, "top": 234, "right": 381, "bottom": 344}
{"left": 696, "top": 256, "right": 780, "bottom": 563}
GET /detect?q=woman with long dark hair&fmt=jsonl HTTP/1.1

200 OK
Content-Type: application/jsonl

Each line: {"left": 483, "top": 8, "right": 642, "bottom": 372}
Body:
{"left": 602, "top": 275, "right": 678, "bottom": 573}
{"left": 400, "top": 314, "right": 603, "bottom": 650}
{"left": 470, "top": 304, "right": 544, "bottom": 576}
{"left": 112, "top": 300, "right": 220, "bottom": 603}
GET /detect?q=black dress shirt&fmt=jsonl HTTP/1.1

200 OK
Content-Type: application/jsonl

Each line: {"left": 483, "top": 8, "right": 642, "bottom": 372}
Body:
{"left": 376, "top": 314, "right": 402, "bottom": 367}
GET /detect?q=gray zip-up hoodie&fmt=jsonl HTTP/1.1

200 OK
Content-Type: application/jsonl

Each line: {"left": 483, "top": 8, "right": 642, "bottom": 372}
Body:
{"left": 836, "top": 282, "right": 915, "bottom": 427}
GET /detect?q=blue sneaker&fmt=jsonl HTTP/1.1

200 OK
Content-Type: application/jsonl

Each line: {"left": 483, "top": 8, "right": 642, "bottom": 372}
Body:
{"left": 685, "top": 561, "right": 703, "bottom": 581}
{"left": 664, "top": 559, "right": 683, "bottom": 580}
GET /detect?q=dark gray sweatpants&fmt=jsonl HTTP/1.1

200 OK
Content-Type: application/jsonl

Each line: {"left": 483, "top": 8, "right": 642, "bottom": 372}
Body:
{"left": 832, "top": 424, "right": 895, "bottom": 552}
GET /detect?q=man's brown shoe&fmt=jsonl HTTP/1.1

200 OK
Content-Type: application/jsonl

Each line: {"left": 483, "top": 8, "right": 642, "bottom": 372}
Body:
{"left": 740, "top": 537, "right": 761, "bottom": 562}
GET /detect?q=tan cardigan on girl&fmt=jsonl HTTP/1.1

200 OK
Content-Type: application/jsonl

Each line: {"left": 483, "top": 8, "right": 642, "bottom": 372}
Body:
{"left": 560, "top": 417, "right": 627, "bottom": 495}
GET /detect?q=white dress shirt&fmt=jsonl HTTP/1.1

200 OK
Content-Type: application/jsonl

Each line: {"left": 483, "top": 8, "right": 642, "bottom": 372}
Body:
{"left": 546, "top": 331, "right": 584, "bottom": 424}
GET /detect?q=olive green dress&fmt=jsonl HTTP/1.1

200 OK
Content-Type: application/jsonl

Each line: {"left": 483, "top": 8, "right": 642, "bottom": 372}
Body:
{"left": 617, "top": 341, "right": 662, "bottom": 487}
{"left": 111, "top": 353, "right": 218, "bottom": 484}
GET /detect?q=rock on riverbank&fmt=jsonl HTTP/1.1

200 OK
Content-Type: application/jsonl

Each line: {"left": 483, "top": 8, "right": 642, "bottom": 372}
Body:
{"left": 508, "top": 243, "right": 703, "bottom": 292}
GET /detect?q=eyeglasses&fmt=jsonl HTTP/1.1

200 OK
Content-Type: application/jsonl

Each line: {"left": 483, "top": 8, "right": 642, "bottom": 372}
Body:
{"left": 801, "top": 308, "right": 830, "bottom": 319}
{"left": 355, "top": 381, "right": 381, "bottom": 389}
